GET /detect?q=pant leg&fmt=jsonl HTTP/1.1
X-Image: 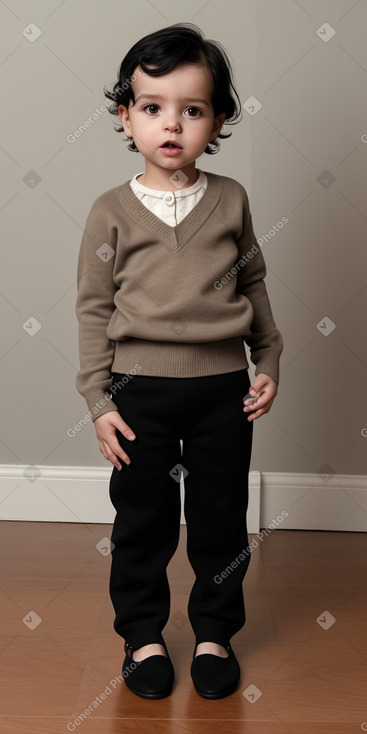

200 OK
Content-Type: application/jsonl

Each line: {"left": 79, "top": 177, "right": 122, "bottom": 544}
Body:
{"left": 181, "top": 368, "right": 253, "bottom": 647}
{"left": 108, "top": 373, "right": 182, "bottom": 649}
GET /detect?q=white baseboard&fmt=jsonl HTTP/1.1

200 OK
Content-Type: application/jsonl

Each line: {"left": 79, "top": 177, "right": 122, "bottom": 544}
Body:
{"left": 260, "top": 472, "right": 367, "bottom": 531}
{"left": 0, "top": 466, "right": 366, "bottom": 532}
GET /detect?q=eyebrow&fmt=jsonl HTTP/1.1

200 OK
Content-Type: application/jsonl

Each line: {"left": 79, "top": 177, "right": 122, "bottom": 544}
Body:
{"left": 134, "top": 94, "right": 210, "bottom": 107}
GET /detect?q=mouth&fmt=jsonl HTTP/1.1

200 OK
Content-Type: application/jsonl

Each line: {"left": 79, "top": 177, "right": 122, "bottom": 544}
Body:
{"left": 160, "top": 142, "right": 183, "bottom": 156}
{"left": 160, "top": 142, "right": 182, "bottom": 149}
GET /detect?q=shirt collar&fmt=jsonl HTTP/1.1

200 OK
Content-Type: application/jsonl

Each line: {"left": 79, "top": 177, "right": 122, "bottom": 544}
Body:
{"left": 130, "top": 169, "right": 207, "bottom": 198}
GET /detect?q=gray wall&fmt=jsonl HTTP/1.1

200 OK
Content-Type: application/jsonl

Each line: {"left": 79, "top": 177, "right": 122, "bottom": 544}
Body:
{"left": 1, "top": 0, "right": 366, "bottom": 478}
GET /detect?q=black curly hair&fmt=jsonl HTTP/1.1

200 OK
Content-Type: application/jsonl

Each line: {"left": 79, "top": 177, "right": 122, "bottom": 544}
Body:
{"left": 103, "top": 22, "right": 242, "bottom": 154}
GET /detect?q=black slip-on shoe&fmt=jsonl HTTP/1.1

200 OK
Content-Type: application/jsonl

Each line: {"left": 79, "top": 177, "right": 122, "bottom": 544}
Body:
{"left": 190, "top": 642, "right": 240, "bottom": 699}
{"left": 122, "top": 640, "right": 174, "bottom": 699}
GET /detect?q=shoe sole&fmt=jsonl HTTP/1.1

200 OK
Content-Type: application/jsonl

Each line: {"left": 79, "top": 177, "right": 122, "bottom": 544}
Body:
{"left": 124, "top": 681, "right": 173, "bottom": 699}
{"left": 193, "top": 680, "right": 239, "bottom": 699}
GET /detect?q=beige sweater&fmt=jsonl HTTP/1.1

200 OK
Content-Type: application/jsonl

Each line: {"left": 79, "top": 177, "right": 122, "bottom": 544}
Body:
{"left": 75, "top": 170, "right": 283, "bottom": 420}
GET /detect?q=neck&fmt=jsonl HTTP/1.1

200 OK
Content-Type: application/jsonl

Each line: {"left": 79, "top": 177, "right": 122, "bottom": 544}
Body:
{"left": 138, "top": 164, "right": 199, "bottom": 191}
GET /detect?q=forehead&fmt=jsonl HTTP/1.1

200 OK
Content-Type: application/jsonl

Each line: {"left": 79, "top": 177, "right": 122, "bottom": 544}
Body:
{"left": 130, "top": 62, "right": 214, "bottom": 100}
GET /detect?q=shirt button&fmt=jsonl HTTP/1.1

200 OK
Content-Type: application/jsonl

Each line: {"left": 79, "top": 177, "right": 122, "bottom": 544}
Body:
{"left": 163, "top": 192, "right": 175, "bottom": 206}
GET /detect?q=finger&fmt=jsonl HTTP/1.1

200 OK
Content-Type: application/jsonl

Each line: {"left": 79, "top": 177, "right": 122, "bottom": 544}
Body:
{"left": 244, "top": 402, "right": 272, "bottom": 414}
{"left": 101, "top": 439, "right": 130, "bottom": 469}
{"left": 244, "top": 399, "right": 274, "bottom": 420}
{"left": 246, "top": 408, "right": 264, "bottom": 421}
{"left": 107, "top": 449, "right": 124, "bottom": 470}
{"left": 243, "top": 396, "right": 262, "bottom": 411}
{"left": 243, "top": 390, "right": 261, "bottom": 404}
{"left": 118, "top": 422, "right": 136, "bottom": 440}
{"left": 245, "top": 391, "right": 262, "bottom": 401}
{"left": 246, "top": 382, "right": 265, "bottom": 397}
{"left": 243, "top": 399, "right": 260, "bottom": 408}
{"left": 99, "top": 439, "right": 111, "bottom": 460}
{"left": 110, "top": 437, "right": 133, "bottom": 467}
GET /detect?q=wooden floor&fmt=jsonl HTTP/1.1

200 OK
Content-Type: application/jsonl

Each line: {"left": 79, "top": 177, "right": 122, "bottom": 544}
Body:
{"left": 1, "top": 521, "right": 367, "bottom": 733}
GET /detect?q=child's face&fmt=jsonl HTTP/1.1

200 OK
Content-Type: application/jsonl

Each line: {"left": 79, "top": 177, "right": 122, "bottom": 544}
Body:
{"left": 118, "top": 62, "right": 226, "bottom": 182}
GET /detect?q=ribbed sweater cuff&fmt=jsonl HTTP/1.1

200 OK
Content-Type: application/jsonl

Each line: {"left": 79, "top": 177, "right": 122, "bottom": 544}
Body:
{"left": 254, "top": 360, "right": 280, "bottom": 384}
{"left": 82, "top": 387, "right": 118, "bottom": 422}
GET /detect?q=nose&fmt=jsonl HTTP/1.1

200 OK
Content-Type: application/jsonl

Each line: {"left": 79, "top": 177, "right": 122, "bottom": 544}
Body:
{"left": 162, "top": 109, "right": 182, "bottom": 132}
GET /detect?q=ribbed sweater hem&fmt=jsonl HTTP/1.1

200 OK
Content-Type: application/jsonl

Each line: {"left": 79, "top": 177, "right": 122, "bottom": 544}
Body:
{"left": 111, "top": 336, "right": 249, "bottom": 378}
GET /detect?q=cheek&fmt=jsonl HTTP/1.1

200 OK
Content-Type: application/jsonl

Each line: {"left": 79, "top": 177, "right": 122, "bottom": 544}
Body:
{"left": 200, "top": 119, "right": 215, "bottom": 134}
{"left": 187, "top": 120, "right": 208, "bottom": 135}
{"left": 136, "top": 117, "right": 155, "bottom": 133}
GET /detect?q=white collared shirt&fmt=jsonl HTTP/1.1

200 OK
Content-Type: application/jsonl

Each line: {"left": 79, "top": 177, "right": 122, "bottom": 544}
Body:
{"left": 129, "top": 169, "right": 208, "bottom": 227}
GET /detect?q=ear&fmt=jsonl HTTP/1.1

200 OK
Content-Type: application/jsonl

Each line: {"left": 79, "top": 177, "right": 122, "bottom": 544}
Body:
{"left": 209, "top": 112, "right": 227, "bottom": 142}
{"left": 118, "top": 104, "right": 132, "bottom": 137}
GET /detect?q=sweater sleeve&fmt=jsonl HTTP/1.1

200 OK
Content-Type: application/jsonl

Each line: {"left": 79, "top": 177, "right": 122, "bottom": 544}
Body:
{"left": 75, "top": 200, "right": 119, "bottom": 421}
{"left": 235, "top": 192, "right": 283, "bottom": 384}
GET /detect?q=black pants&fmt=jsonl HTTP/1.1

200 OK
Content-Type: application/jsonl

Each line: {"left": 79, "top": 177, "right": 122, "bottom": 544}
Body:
{"left": 109, "top": 368, "right": 253, "bottom": 650}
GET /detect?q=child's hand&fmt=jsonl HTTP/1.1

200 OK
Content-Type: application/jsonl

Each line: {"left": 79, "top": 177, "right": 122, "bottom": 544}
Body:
{"left": 94, "top": 412, "right": 136, "bottom": 470}
{"left": 243, "top": 373, "right": 278, "bottom": 421}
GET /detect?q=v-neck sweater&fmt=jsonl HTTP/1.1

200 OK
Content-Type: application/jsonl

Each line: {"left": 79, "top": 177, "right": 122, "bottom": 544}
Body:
{"left": 75, "top": 170, "right": 283, "bottom": 420}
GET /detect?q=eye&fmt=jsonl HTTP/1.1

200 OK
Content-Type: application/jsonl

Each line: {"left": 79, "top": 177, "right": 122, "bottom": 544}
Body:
{"left": 142, "top": 104, "right": 159, "bottom": 114}
{"left": 185, "top": 107, "right": 202, "bottom": 117}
